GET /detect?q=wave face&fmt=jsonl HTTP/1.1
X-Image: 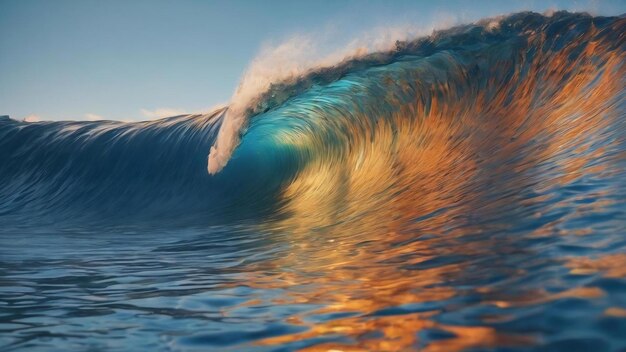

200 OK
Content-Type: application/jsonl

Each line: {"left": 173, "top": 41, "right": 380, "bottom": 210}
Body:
{"left": 2, "top": 11, "right": 626, "bottom": 352}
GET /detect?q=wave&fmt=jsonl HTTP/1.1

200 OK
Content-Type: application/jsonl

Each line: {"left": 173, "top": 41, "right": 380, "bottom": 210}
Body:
{"left": 206, "top": 11, "right": 626, "bottom": 174}
{"left": 1, "top": 11, "right": 624, "bottom": 227}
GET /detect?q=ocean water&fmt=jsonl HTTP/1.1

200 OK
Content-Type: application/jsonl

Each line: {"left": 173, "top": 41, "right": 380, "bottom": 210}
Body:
{"left": 1, "top": 12, "right": 626, "bottom": 351}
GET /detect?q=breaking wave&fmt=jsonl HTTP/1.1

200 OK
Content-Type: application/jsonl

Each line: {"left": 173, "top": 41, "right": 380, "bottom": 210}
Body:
{"left": 0, "top": 11, "right": 624, "bottom": 227}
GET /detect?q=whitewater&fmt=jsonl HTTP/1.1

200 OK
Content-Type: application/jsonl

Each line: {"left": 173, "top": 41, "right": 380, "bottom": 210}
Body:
{"left": 1, "top": 11, "right": 626, "bottom": 352}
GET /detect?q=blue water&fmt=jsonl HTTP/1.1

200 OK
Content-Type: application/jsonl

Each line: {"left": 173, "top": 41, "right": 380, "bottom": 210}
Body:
{"left": 1, "top": 11, "right": 626, "bottom": 351}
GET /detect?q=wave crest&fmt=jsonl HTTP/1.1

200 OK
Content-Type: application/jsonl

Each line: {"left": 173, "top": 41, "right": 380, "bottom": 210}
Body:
{"left": 207, "top": 11, "right": 603, "bottom": 174}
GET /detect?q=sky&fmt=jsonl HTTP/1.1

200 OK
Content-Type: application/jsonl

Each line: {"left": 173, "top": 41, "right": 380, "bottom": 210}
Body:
{"left": 1, "top": 0, "right": 625, "bottom": 122}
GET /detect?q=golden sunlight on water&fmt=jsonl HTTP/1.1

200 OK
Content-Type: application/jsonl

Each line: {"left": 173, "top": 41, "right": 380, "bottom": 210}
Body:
{"left": 228, "top": 23, "right": 626, "bottom": 351}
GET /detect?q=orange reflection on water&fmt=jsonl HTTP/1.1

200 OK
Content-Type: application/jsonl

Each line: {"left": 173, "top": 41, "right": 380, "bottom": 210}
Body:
{"left": 566, "top": 254, "right": 626, "bottom": 278}
{"left": 241, "top": 18, "right": 625, "bottom": 351}
{"left": 260, "top": 312, "right": 534, "bottom": 352}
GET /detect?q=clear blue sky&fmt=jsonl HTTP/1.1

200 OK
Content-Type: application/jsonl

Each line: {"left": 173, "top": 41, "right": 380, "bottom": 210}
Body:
{"left": 1, "top": 0, "right": 624, "bottom": 121}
